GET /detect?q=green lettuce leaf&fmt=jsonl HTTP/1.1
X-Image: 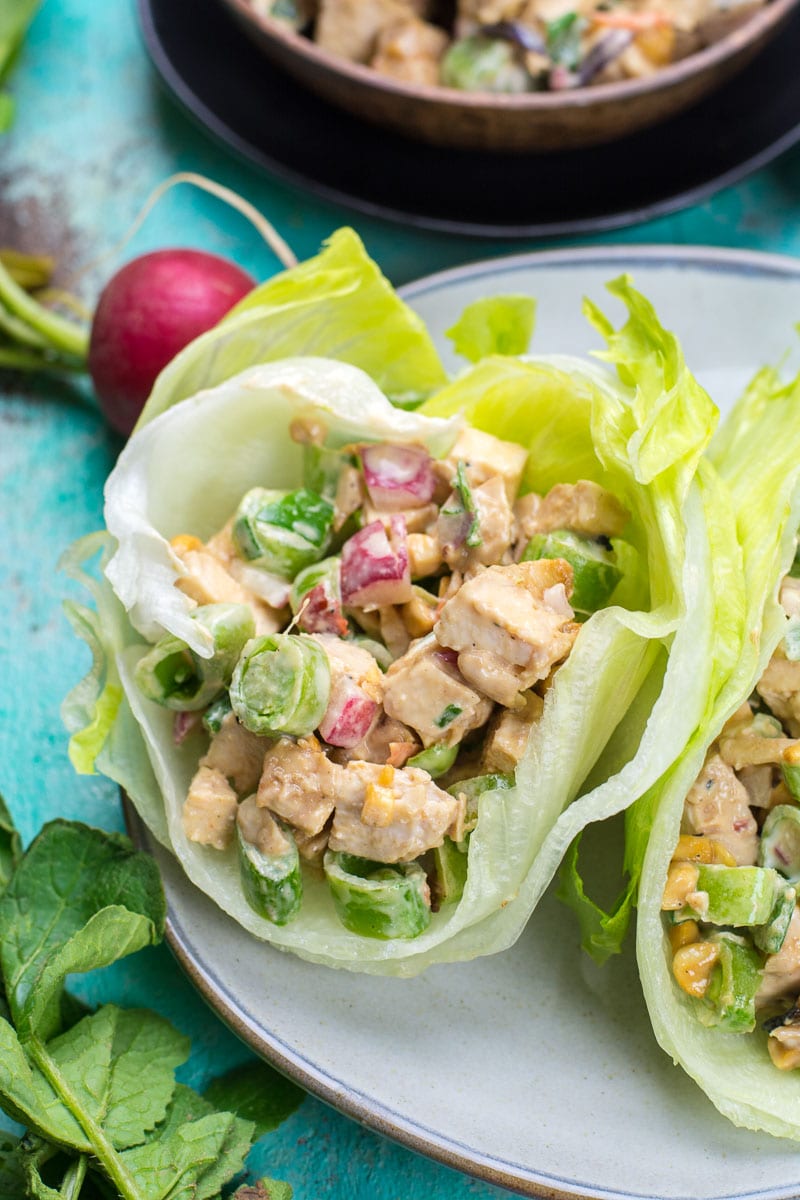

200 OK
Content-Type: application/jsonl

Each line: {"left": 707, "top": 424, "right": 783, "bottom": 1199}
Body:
{"left": 135, "top": 227, "right": 447, "bottom": 429}
{"left": 446, "top": 294, "right": 536, "bottom": 362}
{"left": 633, "top": 363, "right": 800, "bottom": 1140}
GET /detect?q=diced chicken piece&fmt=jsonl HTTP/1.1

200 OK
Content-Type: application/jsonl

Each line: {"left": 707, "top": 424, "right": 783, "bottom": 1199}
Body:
{"left": 434, "top": 559, "right": 579, "bottom": 707}
{"left": 237, "top": 794, "right": 293, "bottom": 856}
{"left": 407, "top": 532, "right": 442, "bottom": 579}
{"left": 363, "top": 501, "right": 439, "bottom": 535}
{"left": 757, "top": 650, "right": 800, "bottom": 737}
{"left": 400, "top": 587, "right": 438, "bottom": 639}
{"left": 440, "top": 474, "right": 514, "bottom": 572}
{"left": 718, "top": 709, "right": 796, "bottom": 770}
{"left": 524, "top": 480, "right": 629, "bottom": 539}
{"left": 681, "top": 752, "right": 758, "bottom": 866}
{"left": 257, "top": 735, "right": 339, "bottom": 835}
{"left": 442, "top": 426, "right": 528, "bottom": 503}
{"left": 482, "top": 690, "right": 544, "bottom": 773}
{"left": 329, "top": 761, "right": 462, "bottom": 862}
{"left": 171, "top": 541, "right": 281, "bottom": 636}
{"left": 183, "top": 765, "right": 238, "bottom": 850}
{"left": 333, "top": 465, "right": 365, "bottom": 532}
{"left": 737, "top": 764, "right": 774, "bottom": 809}
{"left": 758, "top": 907, "right": 800, "bottom": 1007}
{"left": 316, "top": 0, "right": 427, "bottom": 62}
{"left": 294, "top": 826, "right": 331, "bottom": 867}
{"left": 512, "top": 491, "right": 544, "bottom": 559}
{"left": 780, "top": 575, "right": 800, "bottom": 620}
{"left": 332, "top": 713, "right": 420, "bottom": 765}
{"left": 379, "top": 605, "right": 411, "bottom": 659}
{"left": 371, "top": 16, "right": 449, "bottom": 85}
{"left": 383, "top": 635, "right": 493, "bottom": 747}
{"left": 769, "top": 1016, "right": 800, "bottom": 1071}
{"left": 311, "top": 634, "right": 384, "bottom": 703}
{"left": 200, "top": 711, "right": 271, "bottom": 797}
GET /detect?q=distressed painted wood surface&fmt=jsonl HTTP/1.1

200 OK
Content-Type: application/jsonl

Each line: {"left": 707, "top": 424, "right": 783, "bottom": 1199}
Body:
{"left": 2, "top": 1, "right": 800, "bottom": 1196}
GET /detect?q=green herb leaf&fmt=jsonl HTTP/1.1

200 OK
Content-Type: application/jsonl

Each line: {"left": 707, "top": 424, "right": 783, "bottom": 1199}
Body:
{"left": 446, "top": 295, "right": 536, "bottom": 363}
{"left": 0, "top": 794, "right": 20, "bottom": 896}
{"left": 121, "top": 1084, "right": 254, "bottom": 1200}
{"left": 42, "top": 1005, "right": 189, "bottom": 1150}
{"left": 204, "top": 1060, "right": 304, "bottom": 1140}
{"left": 0, "top": 1017, "right": 86, "bottom": 1145}
{"left": 545, "top": 12, "right": 584, "bottom": 68}
{"left": 0, "top": 1136, "right": 28, "bottom": 1199}
{"left": 454, "top": 461, "right": 482, "bottom": 549}
{"left": 0, "top": 821, "right": 165, "bottom": 1042}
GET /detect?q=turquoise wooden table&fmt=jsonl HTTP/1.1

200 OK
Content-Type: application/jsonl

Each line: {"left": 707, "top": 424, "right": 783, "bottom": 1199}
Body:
{"left": 3, "top": 2, "right": 800, "bottom": 1196}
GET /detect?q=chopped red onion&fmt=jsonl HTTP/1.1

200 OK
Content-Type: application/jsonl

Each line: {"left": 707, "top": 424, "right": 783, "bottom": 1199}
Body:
{"left": 319, "top": 676, "right": 378, "bottom": 747}
{"left": 360, "top": 443, "right": 436, "bottom": 512}
{"left": 173, "top": 710, "right": 202, "bottom": 745}
{"left": 340, "top": 517, "right": 412, "bottom": 611}
{"left": 437, "top": 500, "right": 472, "bottom": 557}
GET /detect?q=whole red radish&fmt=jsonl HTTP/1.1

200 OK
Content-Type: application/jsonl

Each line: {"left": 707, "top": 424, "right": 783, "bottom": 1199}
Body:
{"left": 88, "top": 248, "right": 255, "bottom": 435}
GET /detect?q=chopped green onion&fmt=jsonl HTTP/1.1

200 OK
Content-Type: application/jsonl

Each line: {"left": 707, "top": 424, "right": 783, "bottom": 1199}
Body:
{"left": 754, "top": 883, "right": 796, "bottom": 954}
{"left": 233, "top": 487, "right": 333, "bottom": 579}
{"left": 135, "top": 603, "right": 254, "bottom": 711}
{"left": 455, "top": 461, "right": 482, "bottom": 548}
{"left": 407, "top": 742, "right": 459, "bottom": 778}
{"left": 435, "top": 703, "right": 463, "bottom": 730}
{"left": 760, "top": 805, "right": 800, "bottom": 882}
{"left": 202, "top": 692, "right": 233, "bottom": 734}
{"left": 522, "top": 529, "right": 622, "bottom": 615}
{"left": 431, "top": 838, "right": 468, "bottom": 906}
{"left": 701, "top": 933, "right": 762, "bottom": 1034}
{"left": 324, "top": 851, "right": 431, "bottom": 939}
{"left": 238, "top": 813, "right": 303, "bottom": 926}
{"left": 230, "top": 632, "right": 330, "bottom": 736}
{"left": 289, "top": 556, "right": 341, "bottom": 613}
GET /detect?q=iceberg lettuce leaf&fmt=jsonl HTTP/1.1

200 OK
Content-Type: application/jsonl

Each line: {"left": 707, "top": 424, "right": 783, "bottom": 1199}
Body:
{"left": 446, "top": 294, "right": 536, "bottom": 362}
{"left": 135, "top": 228, "right": 447, "bottom": 430}
{"left": 635, "top": 364, "right": 800, "bottom": 1140}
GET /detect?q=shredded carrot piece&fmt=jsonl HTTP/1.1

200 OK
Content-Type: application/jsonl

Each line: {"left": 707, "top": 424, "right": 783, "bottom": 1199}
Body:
{"left": 591, "top": 9, "right": 672, "bottom": 30}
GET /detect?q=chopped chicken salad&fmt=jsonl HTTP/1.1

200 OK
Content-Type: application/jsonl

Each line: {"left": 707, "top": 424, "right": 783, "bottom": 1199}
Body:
{"left": 137, "top": 421, "right": 629, "bottom": 937}
{"left": 663, "top": 571, "right": 800, "bottom": 1070}
{"left": 252, "top": 0, "right": 766, "bottom": 92}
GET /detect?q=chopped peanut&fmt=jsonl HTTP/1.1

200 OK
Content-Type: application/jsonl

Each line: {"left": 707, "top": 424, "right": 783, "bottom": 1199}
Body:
{"left": 668, "top": 920, "right": 701, "bottom": 953}
{"left": 672, "top": 941, "right": 720, "bottom": 998}
{"left": 662, "top": 862, "right": 700, "bottom": 910}
{"left": 170, "top": 533, "right": 203, "bottom": 554}
{"left": 672, "top": 835, "right": 736, "bottom": 867}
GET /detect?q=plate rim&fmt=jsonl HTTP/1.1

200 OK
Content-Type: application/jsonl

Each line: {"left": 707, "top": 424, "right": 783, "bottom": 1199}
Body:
{"left": 125, "top": 242, "right": 800, "bottom": 1200}
{"left": 137, "top": 0, "right": 800, "bottom": 240}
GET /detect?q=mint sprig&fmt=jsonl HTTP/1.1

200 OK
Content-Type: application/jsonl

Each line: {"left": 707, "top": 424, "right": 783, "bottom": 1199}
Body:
{"left": 0, "top": 803, "right": 301, "bottom": 1199}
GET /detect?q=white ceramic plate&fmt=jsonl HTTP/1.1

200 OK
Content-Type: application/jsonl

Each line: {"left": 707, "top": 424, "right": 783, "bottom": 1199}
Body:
{"left": 126, "top": 246, "right": 800, "bottom": 1200}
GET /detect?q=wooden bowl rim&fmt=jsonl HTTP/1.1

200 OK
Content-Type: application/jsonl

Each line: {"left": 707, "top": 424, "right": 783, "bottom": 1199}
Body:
{"left": 221, "top": 0, "right": 799, "bottom": 112}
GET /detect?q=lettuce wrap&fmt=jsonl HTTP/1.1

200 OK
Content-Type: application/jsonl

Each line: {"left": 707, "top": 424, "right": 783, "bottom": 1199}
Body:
{"left": 585, "top": 363, "right": 800, "bottom": 1138}
{"left": 62, "top": 232, "right": 738, "bottom": 975}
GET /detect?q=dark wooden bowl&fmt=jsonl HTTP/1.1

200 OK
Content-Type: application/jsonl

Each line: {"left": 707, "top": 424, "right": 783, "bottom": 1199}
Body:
{"left": 219, "top": 0, "right": 798, "bottom": 152}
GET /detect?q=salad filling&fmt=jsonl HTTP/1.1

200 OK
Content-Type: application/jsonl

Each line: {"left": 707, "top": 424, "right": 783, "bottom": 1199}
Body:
{"left": 140, "top": 421, "right": 630, "bottom": 938}
{"left": 663, "top": 571, "right": 800, "bottom": 1067}
{"left": 255, "top": 0, "right": 766, "bottom": 92}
